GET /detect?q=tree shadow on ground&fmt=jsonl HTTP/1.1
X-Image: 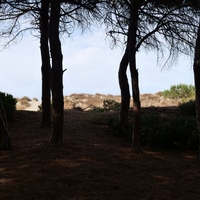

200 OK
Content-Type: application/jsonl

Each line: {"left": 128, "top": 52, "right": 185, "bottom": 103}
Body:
{"left": 0, "top": 110, "right": 200, "bottom": 200}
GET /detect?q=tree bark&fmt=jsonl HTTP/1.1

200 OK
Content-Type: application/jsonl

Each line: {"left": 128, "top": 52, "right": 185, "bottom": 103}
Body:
{"left": 193, "top": 21, "right": 200, "bottom": 161}
{"left": 130, "top": 65, "right": 142, "bottom": 153}
{"left": 128, "top": 0, "right": 142, "bottom": 153}
{"left": 118, "top": 47, "right": 131, "bottom": 134}
{"left": 40, "top": 0, "right": 52, "bottom": 127}
{"left": 0, "top": 99, "right": 12, "bottom": 150}
{"left": 49, "top": 0, "right": 64, "bottom": 144}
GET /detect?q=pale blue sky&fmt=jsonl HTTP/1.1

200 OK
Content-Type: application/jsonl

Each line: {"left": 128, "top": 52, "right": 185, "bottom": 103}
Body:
{"left": 0, "top": 28, "right": 194, "bottom": 100}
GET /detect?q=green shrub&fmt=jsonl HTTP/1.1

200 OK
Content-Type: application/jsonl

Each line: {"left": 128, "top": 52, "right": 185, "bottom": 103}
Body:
{"left": 0, "top": 92, "right": 17, "bottom": 120}
{"left": 102, "top": 99, "right": 121, "bottom": 111}
{"left": 162, "top": 84, "right": 195, "bottom": 101}
{"left": 92, "top": 99, "right": 121, "bottom": 112}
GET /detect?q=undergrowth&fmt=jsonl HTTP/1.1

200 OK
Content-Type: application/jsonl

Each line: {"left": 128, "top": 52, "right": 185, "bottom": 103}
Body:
{"left": 106, "top": 110, "right": 198, "bottom": 151}
{"left": 94, "top": 84, "right": 199, "bottom": 150}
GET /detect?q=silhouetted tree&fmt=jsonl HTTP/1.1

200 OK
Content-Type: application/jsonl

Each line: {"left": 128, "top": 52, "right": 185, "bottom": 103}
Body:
{"left": 0, "top": 0, "right": 101, "bottom": 144}
{"left": 190, "top": 0, "right": 200, "bottom": 160}
{"left": 0, "top": 99, "right": 12, "bottom": 150}
{"left": 0, "top": 0, "right": 52, "bottom": 127}
{"left": 118, "top": 48, "right": 130, "bottom": 134}
{"left": 104, "top": 0, "right": 199, "bottom": 152}
{"left": 154, "top": 0, "right": 200, "bottom": 160}
{"left": 0, "top": 1, "right": 35, "bottom": 48}
{"left": 48, "top": 0, "right": 101, "bottom": 143}
{"left": 194, "top": 22, "right": 200, "bottom": 161}
{"left": 40, "top": 0, "right": 52, "bottom": 127}
{"left": 38, "top": 0, "right": 100, "bottom": 130}
{"left": 48, "top": 0, "right": 64, "bottom": 144}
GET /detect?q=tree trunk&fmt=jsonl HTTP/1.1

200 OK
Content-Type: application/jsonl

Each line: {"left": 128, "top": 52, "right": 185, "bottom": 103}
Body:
{"left": 130, "top": 65, "right": 142, "bottom": 153}
{"left": 118, "top": 47, "right": 131, "bottom": 134}
{"left": 40, "top": 0, "right": 52, "bottom": 127}
{"left": 49, "top": 0, "right": 64, "bottom": 144}
{"left": 193, "top": 22, "right": 200, "bottom": 161}
{"left": 0, "top": 99, "right": 12, "bottom": 150}
{"left": 128, "top": 1, "right": 142, "bottom": 153}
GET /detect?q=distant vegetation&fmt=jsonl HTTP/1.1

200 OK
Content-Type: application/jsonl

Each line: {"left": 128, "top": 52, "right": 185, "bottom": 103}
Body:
{"left": 92, "top": 99, "right": 121, "bottom": 112}
{"left": 162, "top": 83, "right": 195, "bottom": 102}
{"left": 162, "top": 83, "right": 196, "bottom": 116}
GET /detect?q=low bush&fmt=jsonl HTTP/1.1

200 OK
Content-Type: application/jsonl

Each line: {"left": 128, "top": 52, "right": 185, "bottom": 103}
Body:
{"left": 0, "top": 91, "right": 17, "bottom": 120}
{"left": 102, "top": 99, "right": 121, "bottom": 111}
{"left": 162, "top": 84, "right": 195, "bottom": 101}
{"left": 107, "top": 110, "right": 198, "bottom": 150}
{"left": 92, "top": 99, "right": 121, "bottom": 112}
{"left": 141, "top": 113, "right": 197, "bottom": 150}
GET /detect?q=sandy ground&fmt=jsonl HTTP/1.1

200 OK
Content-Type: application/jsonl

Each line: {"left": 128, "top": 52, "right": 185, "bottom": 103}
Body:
{"left": 24, "top": 100, "right": 41, "bottom": 111}
{"left": 16, "top": 99, "right": 41, "bottom": 111}
{"left": 0, "top": 110, "right": 200, "bottom": 200}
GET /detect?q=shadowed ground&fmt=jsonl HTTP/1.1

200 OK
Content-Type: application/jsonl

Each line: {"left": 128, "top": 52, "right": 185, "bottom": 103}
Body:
{"left": 0, "top": 110, "right": 200, "bottom": 200}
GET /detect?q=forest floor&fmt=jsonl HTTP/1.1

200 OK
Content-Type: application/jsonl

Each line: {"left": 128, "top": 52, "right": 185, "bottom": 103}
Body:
{"left": 1, "top": 108, "right": 200, "bottom": 200}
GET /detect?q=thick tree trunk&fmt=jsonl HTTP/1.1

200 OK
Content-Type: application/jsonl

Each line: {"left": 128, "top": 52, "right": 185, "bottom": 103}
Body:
{"left": 0, "top": 99, "right": 12, "bottom": 150}
{"left": 118, "top": 48, "right": 131, "bottom": 134}
{"left": 49, "top": 0, "right": 64, "bottom": 144}
{"left": 40, "top": 0, "right": 52, "bottom": 127}
{"left": 193, "top": 22, "right": 200, "bottom": 161}
{"left": 128, "top": 1, "right": 142, "bottom": 153}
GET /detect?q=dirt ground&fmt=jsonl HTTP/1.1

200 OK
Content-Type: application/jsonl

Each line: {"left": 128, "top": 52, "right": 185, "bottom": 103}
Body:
{"left": 1, "top": 109, "right": 200, "bottom": 200}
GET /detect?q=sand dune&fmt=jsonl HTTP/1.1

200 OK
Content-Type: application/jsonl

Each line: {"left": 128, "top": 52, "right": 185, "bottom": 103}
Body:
{"left": 16, "top": 93, "right": 180, "bottom": 112}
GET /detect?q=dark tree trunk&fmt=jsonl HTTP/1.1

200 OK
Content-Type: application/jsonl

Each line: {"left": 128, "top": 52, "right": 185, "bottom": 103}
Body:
{"left": 130, "top": 64, "right": 142, "bottom": 153}
{"left": 40, "top": 0, "right": 52, "bottom": 127}
{"left": 118, "top": 47, "right": 131, "bottom": 134}
{"left": 0, "top": 99, "right": 12, "bottom": 150}
{"left": 193, "top": 22, "right": 200, "bottom": 161}
{"left": 49, "top": 0, "right": 64, "bottom": 144}
{"left": 128, "top": 1, "right": 142, "bottom": 153}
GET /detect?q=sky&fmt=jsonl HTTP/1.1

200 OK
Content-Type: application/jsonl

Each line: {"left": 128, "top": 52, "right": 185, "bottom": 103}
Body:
{"left": 0, "top": 28, "right": 194, "bottom": 100}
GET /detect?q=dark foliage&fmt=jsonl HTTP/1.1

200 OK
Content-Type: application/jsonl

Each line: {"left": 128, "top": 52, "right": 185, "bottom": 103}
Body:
{"left": 0, "top": 92, "right": 17, "bottom": 120}
{"left": 107, "top": 108, "right": 198, "bottom": 151}
{"left": 141, "top": 113, "right": 197, "bottom": 150}
{"left": 179, "top": 100, "right": 196, "bottom": 116}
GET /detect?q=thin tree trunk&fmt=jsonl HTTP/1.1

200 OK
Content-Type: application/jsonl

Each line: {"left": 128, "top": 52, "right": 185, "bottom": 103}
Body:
{"left": 118, "top": 47, "right": 130, "bottom": 134}
{"left": 0, "top": 99, "right": 12, "bottom": 150}
{"left": 49, "top": 0, "right": 64, "bottom": 144}
{"left": 128, "top": 0, "right": 142, "bottom": 153}
{"left": 40, "top": 0, "right": 52, "bottom": 127}
{"left": 130, "top": 65, "right": 142, "bottom": 153}
{"left": 193, "top": 22, "right": 200, "bottom": 161}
